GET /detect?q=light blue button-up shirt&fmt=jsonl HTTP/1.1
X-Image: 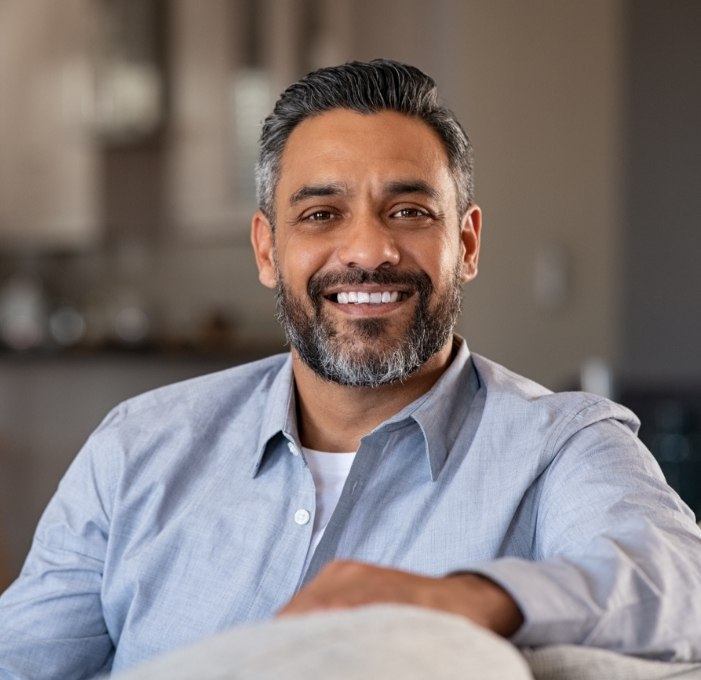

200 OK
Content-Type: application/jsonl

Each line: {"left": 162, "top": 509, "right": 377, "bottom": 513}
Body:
{"left": 1, "top": 338, "right": 700, "bottom": 678}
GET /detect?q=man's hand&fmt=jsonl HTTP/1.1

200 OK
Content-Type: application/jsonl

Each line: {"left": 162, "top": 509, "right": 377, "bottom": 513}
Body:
{"left": 277, "top": 560, "right": 523, "bottom": 637}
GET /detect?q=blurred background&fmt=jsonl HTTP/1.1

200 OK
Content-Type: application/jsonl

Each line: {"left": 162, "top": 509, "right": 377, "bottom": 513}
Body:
{"left": 1, "top": 0, "right": 700, "bottom": 586}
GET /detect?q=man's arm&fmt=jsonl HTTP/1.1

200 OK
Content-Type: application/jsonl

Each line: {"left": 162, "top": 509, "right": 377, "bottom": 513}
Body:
{"left": 278, "top": 560, "right": 523, "bottom": 636}
{"left": 0, "top": 415, "right": 117, "bottom": 679}
{"left": 469, "top": 416, "right": 701, "bottom": 659}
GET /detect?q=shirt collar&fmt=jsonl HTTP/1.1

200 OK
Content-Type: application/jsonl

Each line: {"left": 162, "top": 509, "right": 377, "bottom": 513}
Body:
{"left": 250, "top": 353, "right": 298, "bottom": 477}
{"left": 371, "top": 336, "right": 481, "bottom": 480}
{"left": 250, "top": 336, "right": 481, "bottom": 480}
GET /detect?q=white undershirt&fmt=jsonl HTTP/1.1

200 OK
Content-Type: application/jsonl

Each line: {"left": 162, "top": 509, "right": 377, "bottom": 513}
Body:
{"left": 301, "top": 447, "right": 356, "bottom": 574}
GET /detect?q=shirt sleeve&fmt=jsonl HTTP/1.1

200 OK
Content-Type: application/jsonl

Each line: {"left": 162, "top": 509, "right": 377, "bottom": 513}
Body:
{"left": 0, "top": 410, "right": 120, "bottom": 679}
{"left": 470, "top": 406, "right": 701, "bottom": 661}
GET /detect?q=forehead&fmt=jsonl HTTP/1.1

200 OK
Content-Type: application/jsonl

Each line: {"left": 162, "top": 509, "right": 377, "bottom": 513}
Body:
{"left": 276, "top": 109, "right": 453, "bottom": 201}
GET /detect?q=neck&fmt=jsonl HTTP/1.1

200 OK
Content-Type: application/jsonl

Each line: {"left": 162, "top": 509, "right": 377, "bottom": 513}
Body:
{"left": 292, "top": 338, "right": 456, "bottom": 452}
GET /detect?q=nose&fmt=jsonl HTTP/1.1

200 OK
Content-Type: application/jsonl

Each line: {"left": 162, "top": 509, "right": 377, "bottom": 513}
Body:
{"left": 336, "top": 214, "right": 400, "bottom": 270}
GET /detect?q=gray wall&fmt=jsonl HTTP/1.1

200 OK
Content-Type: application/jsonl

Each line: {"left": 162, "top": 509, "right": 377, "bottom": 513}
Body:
{"left": 622, "top": 0, "right": 701, "bottom": 384}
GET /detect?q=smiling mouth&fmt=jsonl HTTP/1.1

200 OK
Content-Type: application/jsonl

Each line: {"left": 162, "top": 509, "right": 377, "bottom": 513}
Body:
{"left": 326, "top": 290, "right": 411, "bottom": 305}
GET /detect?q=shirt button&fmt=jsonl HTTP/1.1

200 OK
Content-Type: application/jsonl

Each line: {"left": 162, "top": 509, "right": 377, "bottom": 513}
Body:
{"left": 294, "top": 509, "right": 311, "bottom": 525}
{"left": 287, "top": 442, "right": 300, "bottom": 456}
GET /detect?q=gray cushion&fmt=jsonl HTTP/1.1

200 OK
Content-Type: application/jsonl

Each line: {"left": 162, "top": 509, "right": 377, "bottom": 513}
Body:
{"left": 522, "top": 645, "right": 701, "bottom": 680}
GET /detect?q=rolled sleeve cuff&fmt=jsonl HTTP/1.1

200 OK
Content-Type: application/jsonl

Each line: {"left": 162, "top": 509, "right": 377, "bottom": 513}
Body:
{"left": 466, "top": 558, "right": 600, "bottom": 648}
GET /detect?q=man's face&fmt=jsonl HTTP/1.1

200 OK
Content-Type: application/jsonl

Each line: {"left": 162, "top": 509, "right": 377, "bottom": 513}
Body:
{"left": 252, "top": 109, "right": 480, "bottom": 387}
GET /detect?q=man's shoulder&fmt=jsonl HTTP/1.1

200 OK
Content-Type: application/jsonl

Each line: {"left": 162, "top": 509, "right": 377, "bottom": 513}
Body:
{"left": 108, "top": 351, "right": 292, "bottom": 425}
{"left": 470, "top": 353, "right": 639, "bottom": 433}
{"left": 471, "top": 353, "right": 553, "bottom": 400}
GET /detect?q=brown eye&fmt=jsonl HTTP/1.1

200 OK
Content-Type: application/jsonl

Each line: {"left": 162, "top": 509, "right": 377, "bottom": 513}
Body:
{"left": 305, "top": 210, "right": 335, "bottom": 222}
{"left": 391, "top": 207, "right": 430, "bottom": 219}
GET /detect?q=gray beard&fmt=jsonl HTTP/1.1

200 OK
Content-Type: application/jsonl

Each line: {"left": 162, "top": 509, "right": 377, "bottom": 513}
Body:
{"left": 274, "top": 265, "right": 463, "bottom": 388}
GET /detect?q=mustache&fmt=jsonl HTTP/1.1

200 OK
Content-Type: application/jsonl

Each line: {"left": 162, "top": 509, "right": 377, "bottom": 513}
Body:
{"left": 308, "top": 269, "right": 433, "bottom": 301}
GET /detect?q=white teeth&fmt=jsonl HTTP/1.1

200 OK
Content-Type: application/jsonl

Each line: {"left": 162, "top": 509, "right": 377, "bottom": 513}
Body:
{"left": 335, "top": 291, "right": 402, "bottom": 304}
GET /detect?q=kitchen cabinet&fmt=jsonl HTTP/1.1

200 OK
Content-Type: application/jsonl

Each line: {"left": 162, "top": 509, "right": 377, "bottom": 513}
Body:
{"left": 0, "top": 0, "right": 99, "bottom": 250}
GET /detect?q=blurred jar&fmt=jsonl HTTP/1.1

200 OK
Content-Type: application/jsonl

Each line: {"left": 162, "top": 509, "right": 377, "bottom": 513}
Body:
{"left": 48, "top": 303, "right": 87, "bottom": 348}
{"left": 0, "top": 273, "right": 48, "bottom": 351}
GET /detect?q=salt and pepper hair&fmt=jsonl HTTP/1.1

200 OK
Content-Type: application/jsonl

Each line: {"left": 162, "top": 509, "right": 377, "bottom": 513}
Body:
{"left": 255, "top": 59, "right": 474, "bottom": 225}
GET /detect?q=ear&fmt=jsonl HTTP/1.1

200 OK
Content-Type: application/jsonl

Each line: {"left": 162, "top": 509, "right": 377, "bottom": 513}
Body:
{"left": 251, "top": 210, "right": 277, "bottom": 289}
{"left": 459, "top": 204, "right": 482, "bottom": 283}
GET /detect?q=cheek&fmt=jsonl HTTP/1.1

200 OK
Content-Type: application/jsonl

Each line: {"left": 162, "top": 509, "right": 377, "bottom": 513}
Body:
{"left": 414, "top": 238, "right": 461, "bottom": 283}
{"left": 278, "top": 238, "right": 331, "bottom": 289}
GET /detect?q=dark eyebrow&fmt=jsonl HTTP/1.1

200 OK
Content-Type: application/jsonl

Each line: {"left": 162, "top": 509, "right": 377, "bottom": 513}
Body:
{"left": 288, "top": 179, "right": 440, "bottom": 206}
{"left": 289, "top": 183, "right": 347, "bottom": 206}
{"left": 384, "top": 180, "right": 440, "bottom": 202}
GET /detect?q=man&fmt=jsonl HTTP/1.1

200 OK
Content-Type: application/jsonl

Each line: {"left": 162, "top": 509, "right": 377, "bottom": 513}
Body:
{"left": 1, "top": 59, "right": 700, "bottom": 678}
